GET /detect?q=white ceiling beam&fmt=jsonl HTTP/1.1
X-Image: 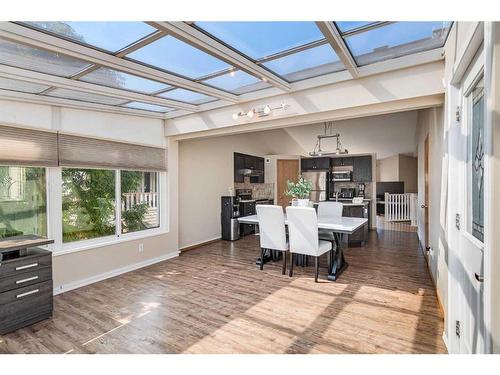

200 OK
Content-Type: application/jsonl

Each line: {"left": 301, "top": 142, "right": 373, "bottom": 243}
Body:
{"left": 0, "top": 89, "right": 166, "bottom": 119}
{"left": 315, "top": 22, "right": 359, "bottom": 78}
{"left": 149, "top": 22, "right": 292, "bottom": 92}
{"left": 0, "top": 64, "right": 198, "bottom": 112}
{"left": 0, "top": 22, "right": 239, "bottom": 103}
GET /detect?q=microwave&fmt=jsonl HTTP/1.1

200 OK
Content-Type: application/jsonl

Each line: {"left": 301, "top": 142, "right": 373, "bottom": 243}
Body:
{"left": 332, "top": 171, "right": 352, "bottom": 182}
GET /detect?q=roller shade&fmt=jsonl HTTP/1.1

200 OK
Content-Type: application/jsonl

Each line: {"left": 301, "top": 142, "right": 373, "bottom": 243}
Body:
{"left": 0, "top": 124, "right": 58, "bottom": 167}
{"left": 58, "top": 133, "right": 167, "bottom": 171}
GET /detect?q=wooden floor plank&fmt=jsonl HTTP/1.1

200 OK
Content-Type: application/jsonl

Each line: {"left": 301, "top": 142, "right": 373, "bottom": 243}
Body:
{"left": 0, "top": 226, "right": 447, "bottom": 354}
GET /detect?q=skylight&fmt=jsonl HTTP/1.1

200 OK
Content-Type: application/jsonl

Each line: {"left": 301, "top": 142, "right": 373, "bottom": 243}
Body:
{"left": 343, "top": 21, "right": 452, "bottom": 66}
{"left": 158, "top": 88, "right": 216, "bottom": 105}
{"left": 202, "top": 70, "right": 270, "bottom": 94}
{"left": 336, "top": 22, "right": 375, "bottom": 33}
{"left": 124, "top": 101, "right": 173, "bottom": 113}
{"left": 0, "top": 76, "right": 50, "bottom": 94}
{"left": 126, "top": 35, "right": 231, "bottom": 79}
{"left": 263, "top": 43, "right": 344, "bottom": 82}
{"left": 22, "top": 22, "right": 157, "bottom": 53}
{"left": 46, "top": 88, "right": 128, "bottom": 106}
{"left": 195, "top": 22, "right": 324, "bottom": 59}
{"left": 0, "top": 38, "right": 91, "bottom": 77}
{"left": 79, "top": 67, "right": 169, "bottom": 94}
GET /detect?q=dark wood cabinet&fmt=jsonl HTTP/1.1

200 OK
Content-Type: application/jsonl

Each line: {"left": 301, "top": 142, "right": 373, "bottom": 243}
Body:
{"left": 300, "top": 157, "right": 330, "bottom": 171}
{"left": 234, "top": 153, "right": 245, "bottom": 183}
{"left": 234, "top": 152, "right": 265, "bottom": 183}
{"left": 331, "top": 157, "right": 353, "bottom": 167}
{"left": 0, "top": 245, "right": 53, "bottom": 335}
{"left": 352, "top": 155, "right": 372, "bottom": 182}
{"left": 342, "top": 203, "right": 370, "bottom": 246}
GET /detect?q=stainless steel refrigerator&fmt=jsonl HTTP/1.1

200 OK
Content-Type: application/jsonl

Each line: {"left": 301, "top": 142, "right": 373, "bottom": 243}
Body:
{"left": 302, "top": 171, "right": 327, "bottom": 202}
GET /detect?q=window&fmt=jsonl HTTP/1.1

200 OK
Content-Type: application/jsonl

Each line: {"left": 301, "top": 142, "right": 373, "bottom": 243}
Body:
{"left": 62, "top": 168, "right": 116, "bottom": 243}
{"left": 61, "top": 168, "right": 162, "bottom": 244}
{"left": 468, "top": 77, "right": 485, "bottom": 242}
{"left": 0, "top": 166, "right": 47, "bottom": 239}
{"left": 121, "top": 171, "right": 160, "bottom": 234}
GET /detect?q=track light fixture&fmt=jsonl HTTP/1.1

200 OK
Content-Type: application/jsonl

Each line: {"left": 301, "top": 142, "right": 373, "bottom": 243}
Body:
{"left": 232, "top": 103, "right": 289, "bottom": 121}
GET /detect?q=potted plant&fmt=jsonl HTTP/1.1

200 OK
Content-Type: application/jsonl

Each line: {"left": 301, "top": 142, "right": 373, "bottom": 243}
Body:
{"left": 285, "top": 175, "right": 313, "bottom": 206}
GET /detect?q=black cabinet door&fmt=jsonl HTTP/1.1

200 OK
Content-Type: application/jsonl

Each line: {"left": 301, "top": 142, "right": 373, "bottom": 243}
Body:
{"left": 332, "top": 157, "right": 353, "bottom": 167}
{"left": 244, "top": 155, "right": 258, "bottom": 170}
{"left": 352, "top": 155, "right": 372, "bottom": 182}
{"left": 301, "top": 157, "right": 330, "bottom": 171}
{"left": 234, "top": 153, "right": 245, "bottom": 182}
{"left": 256, "top": 157, "right": 265, "bottom": 183}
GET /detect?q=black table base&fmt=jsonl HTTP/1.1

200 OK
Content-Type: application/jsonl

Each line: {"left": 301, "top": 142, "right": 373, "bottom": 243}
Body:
{"left": 327, "top": 232, "right": 348, "bottom": 281}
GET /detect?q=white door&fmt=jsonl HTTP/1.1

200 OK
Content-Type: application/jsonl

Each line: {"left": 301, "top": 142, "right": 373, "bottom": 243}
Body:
{"left": 449, "top": 48, "right": 486, "bottom": 354}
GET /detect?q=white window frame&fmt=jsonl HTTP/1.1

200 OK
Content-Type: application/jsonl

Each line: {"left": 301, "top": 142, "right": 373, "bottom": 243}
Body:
{"left": 47, "top": 167, "right": 168, "bottom": 256}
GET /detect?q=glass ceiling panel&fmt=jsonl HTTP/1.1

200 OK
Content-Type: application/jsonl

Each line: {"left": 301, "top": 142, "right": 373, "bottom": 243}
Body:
{"left": 202, "top": 70, "right": 271, "bottom": 95}
{"left": 79, "top": 67, "right": 169, "bottom": 94}
{"left": 158, "top": 88, "right": 216, "bottom": 105}
{"left": 0, "top": 38, "right": 91, "bottom": 77}
{"left": 0, "top": 77, "right": 51, "bottom": 94}
{"left": 195, "top": 22, "right": 324, "bottom": 60}
{"left": 22, "top": 22, "right": 157, "bottom": 53}
{"left": 127, "top": 35, "right": 230, "bottom": 79}
{"left": 335, "top": 22, "right": 375, "bottom": 33}
{"left": 345, "top": 21, "right": 452, "bottom": 66}
{"left": 124, "top": 101, "right": 173, "bottom": 113}
{"left": 263, "top": 43, "right": 344, "bottom": 82}
{"left": 46, "top": 88, "right": 128, "bottom": 106}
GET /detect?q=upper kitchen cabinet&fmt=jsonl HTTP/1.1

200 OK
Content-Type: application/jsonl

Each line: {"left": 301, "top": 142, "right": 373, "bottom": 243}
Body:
{"left": 300, "top": 157, "right": 330, "bottom": 171}
{"left": 234, "top": 152, "right": 246, "bottom": 182}
{"left": 352, "top": 155, "right": 373, "bottom": 182}
{"left": 331, "top": 157, "right": 353, "bottom": 167}
{"left": 234, "top": 152, "right": 265, "bottom": 183}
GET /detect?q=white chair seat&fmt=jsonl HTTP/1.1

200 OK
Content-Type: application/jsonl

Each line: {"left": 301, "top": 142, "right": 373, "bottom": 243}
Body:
{"left": 318, "top": 240, "right": 333, "bottom": 255}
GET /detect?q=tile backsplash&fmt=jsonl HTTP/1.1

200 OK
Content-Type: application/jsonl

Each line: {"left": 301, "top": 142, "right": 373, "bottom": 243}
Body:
{"left": 235, "top": 177, "right": 274, "bottom": 200}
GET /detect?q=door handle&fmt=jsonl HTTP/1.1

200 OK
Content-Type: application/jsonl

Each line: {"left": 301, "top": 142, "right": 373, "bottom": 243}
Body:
{"left": 474, "top": 273, "right": 484, "bottom": 283}
{"left": 421, "top": 204, "right": 428, "bottom": 208}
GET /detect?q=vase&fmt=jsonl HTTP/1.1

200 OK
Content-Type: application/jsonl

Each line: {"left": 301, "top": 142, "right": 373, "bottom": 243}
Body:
{"left": 296, "top": 198, "right": 310, "bottom": 207}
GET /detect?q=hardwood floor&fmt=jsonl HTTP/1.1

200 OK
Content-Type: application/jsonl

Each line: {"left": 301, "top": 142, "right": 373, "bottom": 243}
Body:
{"left": 0, "top": 228, "right": 447, "bottom": 354}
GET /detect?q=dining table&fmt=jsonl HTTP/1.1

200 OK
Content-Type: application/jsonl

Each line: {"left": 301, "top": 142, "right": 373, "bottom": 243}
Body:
{"left": 237, "top": 214, "right": 368, "bottom": 281}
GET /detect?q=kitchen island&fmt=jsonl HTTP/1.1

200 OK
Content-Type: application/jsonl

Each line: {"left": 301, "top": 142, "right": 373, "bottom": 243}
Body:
{"left": 316, "top": 199, "right": 371, "bottom": 246}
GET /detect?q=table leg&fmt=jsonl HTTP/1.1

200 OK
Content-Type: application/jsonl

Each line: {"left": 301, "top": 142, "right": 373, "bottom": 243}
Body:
{"left": 327, "top": 233, "right": 348, "bottom": 281}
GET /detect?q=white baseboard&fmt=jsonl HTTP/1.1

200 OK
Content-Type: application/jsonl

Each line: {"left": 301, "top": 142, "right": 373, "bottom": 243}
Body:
{"left": 179, "top": 236, "right": 221, "bottom": 251}
{"left": 442, "top": 332, "right": 450, "bottom": 353}
{"left": 53, "top": 251, "right": 179, "bottom": 296}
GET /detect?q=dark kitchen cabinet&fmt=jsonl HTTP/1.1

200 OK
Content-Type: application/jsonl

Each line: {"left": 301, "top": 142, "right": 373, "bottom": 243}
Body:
{"left": 331, "top": 157, "right": 353, "bottom": 167}
{"left": 352, "top": 155, "right": 372, "bottom": 182}
{"left": 234, "top": 152, "right": 265, "bottom": 183}
{"left": 234, "top": 153, "right": 245, "bottom": 183}
{"left": 300, "top": 157, "right": 330, "bottom": 171}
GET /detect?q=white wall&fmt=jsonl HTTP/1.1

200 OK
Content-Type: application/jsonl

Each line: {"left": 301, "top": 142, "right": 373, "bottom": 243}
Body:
{"left": 377, "top": 154, "right": 399, "bottom": 182}
{"left": 178, "top": 129, "right": 305, "bottom": 249}
{"left": 415, "top": 107, "right": 447, "bottom": 314}
{"left": 0, "top": 99, "right": 178, "bottom": 291}
{"left": 283, "top": 111, "right": 419, "bottom": 159}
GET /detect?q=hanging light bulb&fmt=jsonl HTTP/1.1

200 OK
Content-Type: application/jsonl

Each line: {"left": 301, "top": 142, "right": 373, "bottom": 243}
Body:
{"left": 232, "top": 112, "right": 239, "bottom": 120}
{"left": 246, "top": 109, "right": 255, "bottom": 118}
{"left": 263, "top": 105, "right": 271, "bottom": 115}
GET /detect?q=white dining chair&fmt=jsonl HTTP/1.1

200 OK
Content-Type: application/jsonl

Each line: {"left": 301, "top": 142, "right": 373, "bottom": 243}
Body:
{"left": 256, "top": 205, "right": 288, "bottom": 275}
{"left": 285, "top": 206, "right": 333, "bottom": 282}
{"left": 317, "top": 201, "right": 343, "bottom": 245}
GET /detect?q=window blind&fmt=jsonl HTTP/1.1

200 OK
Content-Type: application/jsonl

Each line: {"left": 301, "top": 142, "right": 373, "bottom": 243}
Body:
{"left": 57, "top": 133, "right": 167, "bottom": 171}
{"left": 0, "top": 124, "right": 58, "bottom": 167}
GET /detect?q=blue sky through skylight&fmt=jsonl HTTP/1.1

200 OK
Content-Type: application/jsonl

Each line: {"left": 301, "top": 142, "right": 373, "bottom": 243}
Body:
{"left": 24, "top": 22, "right": 156, "bottom": 52}
{"left": 80, "top": 67, "right": 169, "bottom": 94}
{"left": 127, "top": 35, "right": 230, "bottom": 79}
{"left": 336, "top": 22, "right": 374, "bottom": 33}
{"left": 345, "top": 21, "right": 452, "bottom": 57}
{"left": 202, "top": 70, "right": 260, "bottom": 93}
{"left": 263, "top": 43, "right": 341, "bottom": 77}
{"left": 158, "top": 88, "right": 215, "bottom": 104}
{"left": 195, "top": 22, "right": 324, "bottom": 59}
